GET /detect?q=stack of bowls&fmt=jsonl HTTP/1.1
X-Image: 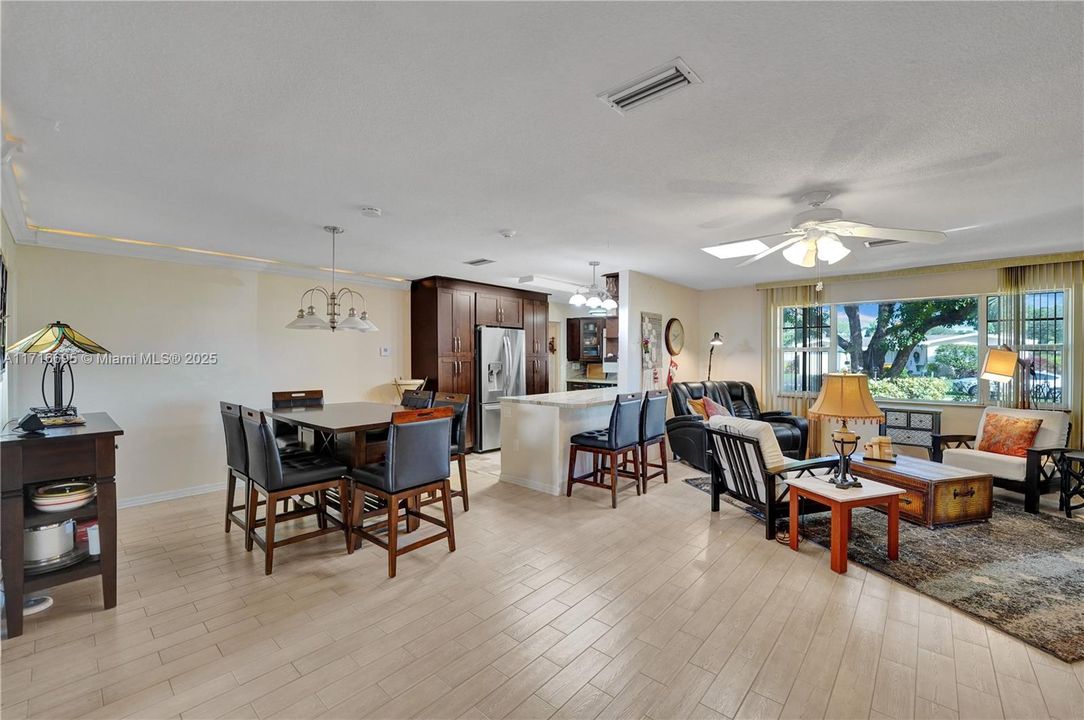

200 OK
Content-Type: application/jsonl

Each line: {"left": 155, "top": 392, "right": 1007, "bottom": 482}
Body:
{"left": 31, "top": 481, "right": 96, "bottom": 513}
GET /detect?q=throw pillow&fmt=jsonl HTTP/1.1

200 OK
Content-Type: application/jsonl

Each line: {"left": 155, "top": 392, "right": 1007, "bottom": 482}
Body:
{"left": 703, "top": 396, "right": 731, "bottom": 418}
{"left": 708, "top": 414, "right": 787, "bottom": 469}
{"left": 978, "top": 413, "right": 1043, "bottom": 458}
{"left": 687, "top": 398, "right": 709, "bottom": 419}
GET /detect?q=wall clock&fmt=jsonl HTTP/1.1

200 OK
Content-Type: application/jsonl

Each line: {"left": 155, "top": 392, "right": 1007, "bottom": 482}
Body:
{"left": 665, "top": 318, "right": 685, "bottom": 356}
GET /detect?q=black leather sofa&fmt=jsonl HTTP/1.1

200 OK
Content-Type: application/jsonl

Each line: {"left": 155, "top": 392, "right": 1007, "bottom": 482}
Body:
{"left": 666, "top": 380, "right": 809, "bottom": 473}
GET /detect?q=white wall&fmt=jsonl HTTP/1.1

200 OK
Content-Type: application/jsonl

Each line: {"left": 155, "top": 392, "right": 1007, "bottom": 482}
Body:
{"left": 697, "top": 285, "right": 763, "bottom": 387}
{"left": 10, "top": 245, "right": 409, "bottom": 503}
{"left": 622, "top": 270, "right": 702, "bottom": 394}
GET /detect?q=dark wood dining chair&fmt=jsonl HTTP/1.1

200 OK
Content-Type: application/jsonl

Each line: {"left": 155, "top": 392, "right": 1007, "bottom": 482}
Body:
{"left": 637, "top": 390, "right": 669, "bottom": 492}
{"left": 346, "top": 406, "right": 456, "bottom": 578}
{"left": 567, "top": 393, "right": 643, "bottom": 508}
{"left": 220, "top": 401, "right": 261, "bottom": 534}
{"left": 271, "top": 389, "right": 324, "bottom": 452}
{"left": 240, "top": 407, "right": 349, "bottom": 574}
{"left": 431, "top": 392, "right": 470, "bottom": 511}
{"left": 401, "top": 389, "right": 434, "bottom": 409}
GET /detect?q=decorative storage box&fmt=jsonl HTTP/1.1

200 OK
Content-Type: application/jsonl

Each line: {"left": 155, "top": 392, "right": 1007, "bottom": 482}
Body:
{"left": 879, "top": 407, "right": 942, "bottom": 458}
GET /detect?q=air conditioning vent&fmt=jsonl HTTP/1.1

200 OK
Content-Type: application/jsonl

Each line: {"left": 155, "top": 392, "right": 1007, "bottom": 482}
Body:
{"left": 598, "top": 57, "right": 701, "bottom": 114}
{"left": 863, "top": 239, "right": 907, "bottom": 248}
{"left": 463, "top": 258, "right": 495, "bottom": 266}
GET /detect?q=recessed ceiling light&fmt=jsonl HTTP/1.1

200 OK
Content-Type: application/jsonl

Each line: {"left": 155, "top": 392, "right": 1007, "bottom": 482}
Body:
{"left": 701, "top": 239, "right": 770, "bottom": 259}
{"left": 359, "top": 207, "right": 382, "bottom": 218}
{"left": 499, "top": 229, "right": 517, "bottom": 239}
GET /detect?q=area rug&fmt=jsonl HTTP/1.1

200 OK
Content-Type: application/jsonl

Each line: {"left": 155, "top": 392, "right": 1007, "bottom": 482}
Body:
{"left": 684, "top": 477, "right": 1084, "bottom": 662}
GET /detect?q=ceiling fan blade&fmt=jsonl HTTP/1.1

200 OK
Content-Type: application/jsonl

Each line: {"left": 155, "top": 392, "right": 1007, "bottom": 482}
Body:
{"left": 723, "top": 231, "right": 802, "bottom": 245}
{"left": 836, "top": 225, "right": 947, "bottom": 244}
{"left": 737, "top": 235, "right": 804, "bottom": 267}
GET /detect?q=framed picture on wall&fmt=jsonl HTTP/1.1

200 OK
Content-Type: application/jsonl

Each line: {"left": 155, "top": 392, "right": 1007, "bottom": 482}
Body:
{"left": 640, "top": 311, "right": 661, "bottom": 370}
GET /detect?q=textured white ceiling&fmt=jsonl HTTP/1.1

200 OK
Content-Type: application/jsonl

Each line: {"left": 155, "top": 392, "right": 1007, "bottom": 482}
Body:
{"left": 2, "top": 2, "right": 1081, "bottom": 290}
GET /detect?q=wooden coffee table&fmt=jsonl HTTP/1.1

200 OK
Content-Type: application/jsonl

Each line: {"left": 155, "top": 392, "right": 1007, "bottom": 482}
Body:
{"left": 786, "top": 474, "right": 905, "bottom": 574}
{"left": 849, "top": 452, "right": 993, "bottom": 528}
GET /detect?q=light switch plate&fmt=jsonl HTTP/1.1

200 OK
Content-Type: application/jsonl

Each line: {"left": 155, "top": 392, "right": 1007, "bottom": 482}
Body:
{"left": 379, "top": 346, "right": 391, "bottom": 357}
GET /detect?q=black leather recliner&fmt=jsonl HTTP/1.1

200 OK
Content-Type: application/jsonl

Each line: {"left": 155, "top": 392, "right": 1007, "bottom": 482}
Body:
{"left": 666, "top": 380, "right": 809, "bottom": 473}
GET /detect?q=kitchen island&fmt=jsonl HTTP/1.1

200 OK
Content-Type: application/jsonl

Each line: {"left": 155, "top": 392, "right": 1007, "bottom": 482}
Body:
{"left": 499, "top": 388, "right": 621, "bottom": 495}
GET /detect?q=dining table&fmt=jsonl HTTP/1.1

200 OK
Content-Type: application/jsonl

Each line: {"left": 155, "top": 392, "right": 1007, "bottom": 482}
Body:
{"left": 264, "top": 401, "right": 422, "bottom": 531}
{"left": 263, "top": 401, "right": 404, "bottom": 470}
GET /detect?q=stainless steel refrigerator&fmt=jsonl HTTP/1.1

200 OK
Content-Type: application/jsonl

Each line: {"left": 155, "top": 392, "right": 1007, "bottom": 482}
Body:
{"left": 476, "top": 326, "right": 526, "bottom": 452}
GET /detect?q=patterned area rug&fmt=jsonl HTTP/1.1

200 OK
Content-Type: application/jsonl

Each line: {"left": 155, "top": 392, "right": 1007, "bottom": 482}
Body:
{"left": 685, "top": 477, "right": 1084, "bottom": 662}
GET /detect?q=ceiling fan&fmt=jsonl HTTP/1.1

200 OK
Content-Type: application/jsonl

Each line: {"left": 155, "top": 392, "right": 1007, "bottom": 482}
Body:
{"left": 702, "top": 191, "right": 947, "bottom": 268}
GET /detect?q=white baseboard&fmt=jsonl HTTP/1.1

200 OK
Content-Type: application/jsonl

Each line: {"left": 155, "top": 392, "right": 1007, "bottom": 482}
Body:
{"left": 118, "top": 481, "right": 224, "bottom": 509}
{"left": 498, "top": 472, "right": 561, "bottom": 496}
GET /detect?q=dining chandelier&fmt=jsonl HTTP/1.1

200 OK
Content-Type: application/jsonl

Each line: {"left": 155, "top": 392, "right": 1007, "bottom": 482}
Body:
{"left": 569, "top": 261, "right": 616, "bottom": 315}
{"left": 286, "top": 226, "right": 378, "bottom": 332}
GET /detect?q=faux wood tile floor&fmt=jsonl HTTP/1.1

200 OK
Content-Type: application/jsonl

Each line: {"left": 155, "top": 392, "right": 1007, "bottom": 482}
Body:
{"left": 3, "top": 452, "right": 1082, "bottom": 720}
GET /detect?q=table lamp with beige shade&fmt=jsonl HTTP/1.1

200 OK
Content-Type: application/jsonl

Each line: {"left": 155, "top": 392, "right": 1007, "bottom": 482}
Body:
{"left": 808, "top": 372, "right": 885, "bottom": 489}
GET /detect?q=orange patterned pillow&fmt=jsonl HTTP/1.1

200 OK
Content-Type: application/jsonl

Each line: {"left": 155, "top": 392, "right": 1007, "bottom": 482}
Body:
{"left": 978, "top": 414, "right": 1043, "bottom": 457}
{"left": 687, "top": 398, "right": 709, "bottom": 419}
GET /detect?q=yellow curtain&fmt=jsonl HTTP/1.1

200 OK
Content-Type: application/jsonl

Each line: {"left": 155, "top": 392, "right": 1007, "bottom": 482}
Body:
{"left": 997, "top": 260, "right": 1083, "bottom": 448}
{"left": 760, "top": 284, "right": 822, "bottom": 457}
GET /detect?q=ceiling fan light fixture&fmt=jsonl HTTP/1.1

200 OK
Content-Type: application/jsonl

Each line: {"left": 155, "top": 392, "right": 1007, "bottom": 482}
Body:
{"left": 782, "top": 239, "right": 814, "bottom": 267}
{"left": 816, "top": 233, "right": 851, "bottom": 264}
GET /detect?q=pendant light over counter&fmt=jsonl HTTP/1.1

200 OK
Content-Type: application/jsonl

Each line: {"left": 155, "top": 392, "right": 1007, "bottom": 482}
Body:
{"left": 569, "top": 261, "right": 617, "bottom": 316}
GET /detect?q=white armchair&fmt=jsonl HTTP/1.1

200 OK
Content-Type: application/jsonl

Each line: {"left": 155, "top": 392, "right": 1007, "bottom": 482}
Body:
{"left": 933, "top": 406, "right": 1071, "bottom": 513}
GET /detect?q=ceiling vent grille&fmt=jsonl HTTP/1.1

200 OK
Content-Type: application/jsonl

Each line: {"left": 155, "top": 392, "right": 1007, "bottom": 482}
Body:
{"left": 464, "top": 258, "right": 495, "bottom": 266}
{"left": 598, "top": 57, "right": 701, "bottom": 114}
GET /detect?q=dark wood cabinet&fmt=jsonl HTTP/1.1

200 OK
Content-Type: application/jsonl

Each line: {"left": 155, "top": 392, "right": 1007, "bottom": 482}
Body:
{"left": 476, "top": 291, "right": 522, "bottom": 328}
{"left": 437, "top": 287, "right": 474, "bottom": 357}
{"left": 566, "top": 317, "right": 603, "bottom": 361}
{"left": 524, "top": 299, "right": 549, "bottom": 394}
{"left": 1, "top": 413, "right": 123, "bottom": 638}
{"left": 412, "top": 277, "right": 549, "bottom": 450}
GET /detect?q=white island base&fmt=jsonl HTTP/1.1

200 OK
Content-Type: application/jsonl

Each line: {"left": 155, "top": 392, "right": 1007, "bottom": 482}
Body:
{"left": 499, "top": 388, "right": 623, "bottom": 496}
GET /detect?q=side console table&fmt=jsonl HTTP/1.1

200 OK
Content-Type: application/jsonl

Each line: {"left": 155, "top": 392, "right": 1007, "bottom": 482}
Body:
{"left": 1, "top": 413, "right": 123, "bottom": 638}
{"left": 879, "top": 406, "right": 942, "bottom": 458}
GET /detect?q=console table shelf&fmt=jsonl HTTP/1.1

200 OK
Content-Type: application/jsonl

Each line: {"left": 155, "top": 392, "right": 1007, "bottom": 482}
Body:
{"left": 1, "top": 413, "right": 123, "bottom": 639}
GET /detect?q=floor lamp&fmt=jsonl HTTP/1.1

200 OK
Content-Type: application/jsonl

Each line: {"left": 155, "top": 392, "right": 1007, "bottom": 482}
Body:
{"left": 981, "top": 345, "right": 1019, "bottom": 408}
{"left": 706, "top": 332, "right": 723, "bottom": 380}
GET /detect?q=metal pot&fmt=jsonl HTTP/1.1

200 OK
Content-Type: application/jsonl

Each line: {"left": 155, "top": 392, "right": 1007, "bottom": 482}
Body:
{"left": 24, "top": 519, "right": 75, "bottom": 566}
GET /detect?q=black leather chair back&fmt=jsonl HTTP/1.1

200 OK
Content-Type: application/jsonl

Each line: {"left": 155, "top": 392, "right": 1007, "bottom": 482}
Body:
{"left": 640, "top": 390, "right": 668, "bottom": 442}
{"left": 432, "top": 392, "right": 469, "bottom": 455}
{"left": 608, "top": 393, "right": 643, "bottom": 449}
{"left": 271, "top": 390, "right": 324, "bottom": 439}
{"left": 723, "top": 381, "right": 762, "bottom": 420}
{"left": 402, "top": 389, "right": 434, "bottom": 410}
{"left": 240, "top": 406, "right": 285, "bottom": 491}
{"left": 384, "top": 408, "right": 452, "bottom": 492}
{"left": 669, "top": 381, "right": 730, "bottom": 416}
{"left": 220, "top": 401, "right": 247, "bottom": 475}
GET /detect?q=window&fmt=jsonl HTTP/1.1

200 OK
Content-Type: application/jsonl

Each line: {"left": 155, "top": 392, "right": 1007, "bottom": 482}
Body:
{"left": 779, "top": 291, "right": 1069, "bottom": 407}
{"left": 780, "top": 305, "right": 829, "bottom": 394}
{"left": 837, "top": 298, "right": 979, "bottom": 402}
{"left": 987, "top": 291, "right": 1066, "bottom": 408}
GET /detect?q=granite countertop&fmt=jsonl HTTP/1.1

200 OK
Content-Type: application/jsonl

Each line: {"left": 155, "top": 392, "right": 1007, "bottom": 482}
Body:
{"left": 501, "top": 388, "right": 622, "bottom": 408}
{"left": 567, "top": 378, "right": 617, "bottom": 386}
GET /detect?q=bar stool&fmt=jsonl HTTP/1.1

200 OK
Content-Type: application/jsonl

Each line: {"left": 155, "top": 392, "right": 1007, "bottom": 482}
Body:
{"left": 431, "top": 392, "right": 470, "bottom": 511}
{"left": 566, "top": 393, "right": 643, "bottom": 508}
{"left": 346, "top": 407, "right": 457, "bottom": 578}
{"left": 401, "top": 389, "right": 434, "bottom": 409}
{"left": 220, "top": 401, "right": 260, "bottom": 534}
{"left": 240, "top": 407, "right": 350, "bottom": 574}
{"left": 638, "top": 390, "right": 670, "bottom": 492}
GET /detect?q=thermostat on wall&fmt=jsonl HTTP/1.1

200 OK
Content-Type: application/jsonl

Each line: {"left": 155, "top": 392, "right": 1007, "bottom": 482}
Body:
{"left": 379, "top": 346, "right": 391, "bottom": 357}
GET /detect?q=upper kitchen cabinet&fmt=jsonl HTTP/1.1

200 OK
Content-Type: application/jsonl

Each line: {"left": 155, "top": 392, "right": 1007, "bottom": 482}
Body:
{"left": 566, "top": 317, "right": 603, "bottom": 361}
{"left": 475, "top": 291, "right": 523, "bottom": 328}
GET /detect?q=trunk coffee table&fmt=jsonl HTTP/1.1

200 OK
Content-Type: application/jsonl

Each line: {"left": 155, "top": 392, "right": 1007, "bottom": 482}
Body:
{"left": 786, "top": 474, "right": 905, "bottom": 574}
{"left": 849, "top": 452, "right": 993, "bottom": 528}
